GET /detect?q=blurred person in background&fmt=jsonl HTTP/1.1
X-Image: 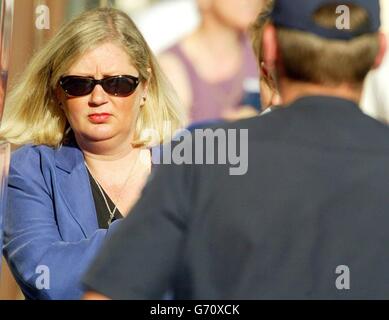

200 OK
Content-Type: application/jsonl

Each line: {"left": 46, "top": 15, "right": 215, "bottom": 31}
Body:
{"left": 128, "top": 0, "right": 200, "bottom": 54}
{"left": 361, "top": 0, "right": 389, "bottom": 124}
{"left": 361, "top": 45, "right": 389, "bottom": 124}
{"left": 159, "top": 0, "right": 265, "bottom": 124}
{"left": 83, "top": 0, "right": 389, "bottom": 299}
{"left": 0, "top": 7, "right": 183, "bottom": 299}
{"left": 183, "top": 0, "right": 281, "bottom": 131}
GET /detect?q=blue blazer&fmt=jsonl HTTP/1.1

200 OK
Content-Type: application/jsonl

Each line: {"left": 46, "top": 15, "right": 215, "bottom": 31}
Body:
{"left": 3, "top": 142, "right": 122, "bottom": 299}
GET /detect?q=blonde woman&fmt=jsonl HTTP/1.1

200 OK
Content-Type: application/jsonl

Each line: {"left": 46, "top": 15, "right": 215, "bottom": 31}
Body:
{"left": 0, "top": 7, "right": 183, "bottom": 299}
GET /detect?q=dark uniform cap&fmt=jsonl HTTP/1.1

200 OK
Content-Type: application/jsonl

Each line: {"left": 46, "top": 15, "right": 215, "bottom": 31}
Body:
{"left": 270, "top": 0, "right": 381, "bottom": 40}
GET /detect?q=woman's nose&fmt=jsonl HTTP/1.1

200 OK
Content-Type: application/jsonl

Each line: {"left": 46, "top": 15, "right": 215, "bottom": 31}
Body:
{"left": 89, "top": 84, "right": 108, "bottom": 106}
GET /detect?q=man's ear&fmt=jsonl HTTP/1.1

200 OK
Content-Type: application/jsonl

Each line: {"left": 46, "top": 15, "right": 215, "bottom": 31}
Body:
{"left": 262, "top": 23, "right": 279, "bottom": 73}
{"left": 373, "top": 32, "right": 388, "bottom": 69}
{"left": 260, "top": 61, "right": 270, "bottom": 79}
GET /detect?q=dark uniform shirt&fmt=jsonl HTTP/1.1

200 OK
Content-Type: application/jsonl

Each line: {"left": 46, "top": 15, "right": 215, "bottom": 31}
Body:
{"left": 83, "top": 96, "right": 389, "bottom": 299}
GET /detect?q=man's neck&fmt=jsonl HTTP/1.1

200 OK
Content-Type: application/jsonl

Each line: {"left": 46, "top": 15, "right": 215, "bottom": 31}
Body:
{"left": 278, "top": 79, "right": 363, "bottom": 107}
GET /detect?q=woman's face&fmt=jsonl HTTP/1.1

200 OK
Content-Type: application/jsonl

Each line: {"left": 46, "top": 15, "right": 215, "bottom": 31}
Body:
{"left": 210, "top": 0, "right": 264, "bottom": 31}
{"left": 58, "top": 42, "right": 146, "bottom": 145}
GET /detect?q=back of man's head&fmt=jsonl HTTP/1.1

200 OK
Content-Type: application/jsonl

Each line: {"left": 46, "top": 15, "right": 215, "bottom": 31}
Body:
{"left": 266, "top": 0, "right": 384, "bottom": 86}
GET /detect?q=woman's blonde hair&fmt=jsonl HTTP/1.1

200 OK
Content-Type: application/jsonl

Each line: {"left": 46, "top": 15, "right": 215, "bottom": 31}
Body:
{"left": 0, "top": 7, "right": 185, "bottom": 148}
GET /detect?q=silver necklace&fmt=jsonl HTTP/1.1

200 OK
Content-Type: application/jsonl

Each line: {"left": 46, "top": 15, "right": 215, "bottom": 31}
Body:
{"left": 84, "top": 153, "right": 139, "bottom": 226}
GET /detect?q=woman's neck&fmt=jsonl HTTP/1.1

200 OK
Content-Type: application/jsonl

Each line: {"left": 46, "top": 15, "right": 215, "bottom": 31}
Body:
{"left": 184, "top": 23, "right": 243, "bottom": 83}
{"left": 75, "top": 133, "right": 137, "bottom": 171}
{"left": 196, "top": 17, "right": 242, "bottom": 56}
{"left": 77, "top": 134, "right": 152, "bottom": 215}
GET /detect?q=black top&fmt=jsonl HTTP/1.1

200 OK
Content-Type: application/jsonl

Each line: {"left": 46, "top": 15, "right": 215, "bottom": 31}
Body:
{"left": 83, "top": 96, "right": 389, "bottom": 299}
{"left": 86, "top": 168, "right": 123, "bottom": 229}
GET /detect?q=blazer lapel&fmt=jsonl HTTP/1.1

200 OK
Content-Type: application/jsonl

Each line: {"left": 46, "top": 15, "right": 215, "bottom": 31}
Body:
{"left": 54, "top": 143, "right": 98, "bottom": 238}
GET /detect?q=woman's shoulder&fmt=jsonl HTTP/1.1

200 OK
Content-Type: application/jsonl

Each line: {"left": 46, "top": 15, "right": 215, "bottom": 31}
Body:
{"left": 12, "top": 143, "right": 55, "bottom": 159}
{"left": 11, "top": 144, "right": 56, "bottom": 170}
{"left": 11, "top": 142, "right": 83, "bottom": 174}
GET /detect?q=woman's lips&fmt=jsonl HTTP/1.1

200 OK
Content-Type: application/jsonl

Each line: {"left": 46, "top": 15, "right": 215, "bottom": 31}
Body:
{"left": 88, "top": 113, "right": 111, "bottom": 123}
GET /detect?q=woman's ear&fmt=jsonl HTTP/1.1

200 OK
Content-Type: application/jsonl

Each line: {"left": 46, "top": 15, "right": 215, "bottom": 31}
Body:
{"left": 55, "top": 87, "right": 65, "bottom": 109}
{"left": 140, "top": 68, "right": 152, "bottom": 107}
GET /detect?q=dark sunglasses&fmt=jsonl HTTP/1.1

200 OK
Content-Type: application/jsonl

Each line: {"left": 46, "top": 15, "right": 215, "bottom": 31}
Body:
{"left": 59, "top": 75, "right": 140, "bottom": 97}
